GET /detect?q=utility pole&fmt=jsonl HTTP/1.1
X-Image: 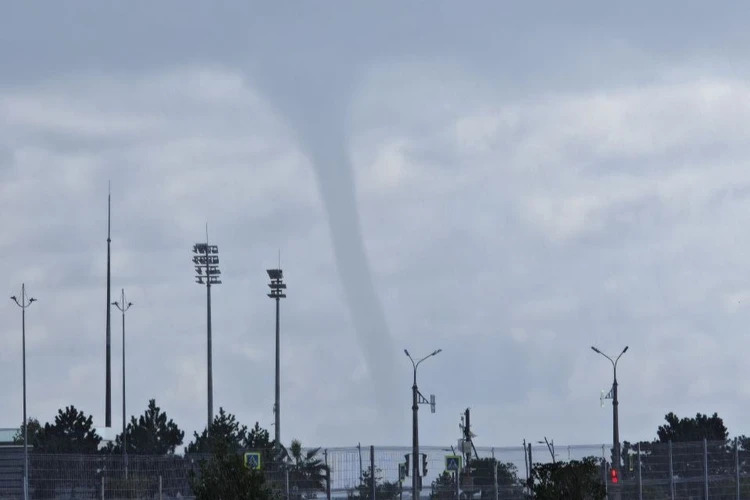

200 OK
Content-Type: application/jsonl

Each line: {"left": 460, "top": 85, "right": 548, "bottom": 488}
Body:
{"left": 11, "top": 284, "right": 36, "bottom": 500}
{"left": 405, "top": 349, "right": 441, "bottom": 500}
{"left": 192, "top": 229, "right": 222, "bottom": 431}
{"left": 267, "top": 267, "right": 286, "bottom": 450}
{"left": 591, "top": 345, "right": 628, "bottom": 500}
{"left": 112, "top": 289, "right": 132, "bottom": 478}
{"left": 105, "top": 185, "right": 112, "bottom": 429}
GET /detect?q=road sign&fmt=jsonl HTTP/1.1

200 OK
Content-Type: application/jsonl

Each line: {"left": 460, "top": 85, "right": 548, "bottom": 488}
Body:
{"left": 244, "top": 452, "right": 262, "bottom": 470}
{"left": 445, "top": 455, "right": 462, "bottom": 472}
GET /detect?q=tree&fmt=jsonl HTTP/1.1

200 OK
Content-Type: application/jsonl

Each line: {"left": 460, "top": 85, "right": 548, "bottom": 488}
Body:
{"left": 430, "top": 471, "right": 456, "bottom": 500}
{"left": 280, "top": 439, "right": 328, "bottom": 499}
{"left": 13, "top": 417, "right": 42, "bottom": 447}
{"left": 114, "top": 399, "right": 184, "bottom": 455}
{"left": 349, "top": 466, "right": 400, "bottom": 500}
{"left": 528, "top": 458, "right": 606, "bottom": 500}
{"left": 464, "top": 457, "right": 523, "bottom": 498}
{"left": 35, "top": 406, "right": 101, "bottom": 453}
{"left": 188, "top": 441, "right": 276, "bottom": 500}
{"left": 657, "top": 412, "right": 728, "bottom": 443}
{"left": 186, "top": 408, "right": 253, "bottom": 454}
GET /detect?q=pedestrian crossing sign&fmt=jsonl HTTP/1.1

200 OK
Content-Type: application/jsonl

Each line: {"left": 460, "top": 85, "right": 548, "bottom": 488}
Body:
{"left": 445, "top": 455, "right": 462, "bottom": 472}
{"left": 244, "top": 452, "right": 262, "bottom": 470}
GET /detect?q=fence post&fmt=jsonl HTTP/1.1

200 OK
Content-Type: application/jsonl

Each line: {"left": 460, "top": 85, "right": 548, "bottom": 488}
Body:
{"left": 736, "top": 438, "right": 740, "bottom": 500}
{"left": 704, "top": 438, "right": 709, "bottom": 499}
{"left": 492, "top": 448, "right": 498, "bottom": 500}
{"left": 159, "top": 475, "right": 163, "bottom": 500}
{"left": 101, "top": 474, "right": 104, "bottom": 500}
{"left": 601, "top": 445, "right": 607, "bottom": 498}
{"left": 637, "top": 442, "right": 643, "bottom": 500}
{"left": 285, "top": 467, "right": 290, "bottom": 500}
{"left": 668, "top": 440, "right": 674, "bottom": 500}
{"left": 324, "top": 449, "right": 331, "bottom": 500}
{"left": 370, "top": 445, "right": 376, "bottom": 500}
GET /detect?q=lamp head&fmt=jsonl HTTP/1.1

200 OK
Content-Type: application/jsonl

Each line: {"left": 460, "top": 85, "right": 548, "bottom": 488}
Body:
{"left": 591, "top": 346, "right": 601, "bottom": 354}
{"left": 127, "top": 302, "right": 133, "bottom": 307}
{"left": 29, "top": 298, "right": 36, "bottom": 303}
{"left": 622, "top": 346, "right": 629, "bottom": 353}
{"left": 404, "top": 349, "right": 410, "bottom": 357}
{"left": 432, "top": 349, "right": 442, "bottom": 356}
{"left": 10, "top": 296, "right": 16, "bottom": 301}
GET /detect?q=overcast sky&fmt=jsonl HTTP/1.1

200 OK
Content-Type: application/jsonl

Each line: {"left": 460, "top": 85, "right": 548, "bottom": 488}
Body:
{"left": 2, "top": 1, "right": 750, "bottom": 451}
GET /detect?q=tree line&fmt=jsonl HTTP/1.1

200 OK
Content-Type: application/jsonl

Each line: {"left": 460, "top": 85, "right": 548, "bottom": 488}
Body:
{"left": 12, "top": 403, "right": 747, "bottom": 499}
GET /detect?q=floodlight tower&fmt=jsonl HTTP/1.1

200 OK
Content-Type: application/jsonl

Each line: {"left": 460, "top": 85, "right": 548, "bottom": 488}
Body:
{"left": 267, "top": 268, "right": 286, "bottom": 450}
{"left": 193, "top": 238, "right": 222, "bottom": 431}
{"left": 11, "top": 283, "right": 36, "bottom": 500}
{"left": 405, "top": 349, "right": 440, "bottom": 500}
{"left": 112, "top": 289, "right": 132, "bottom": 478}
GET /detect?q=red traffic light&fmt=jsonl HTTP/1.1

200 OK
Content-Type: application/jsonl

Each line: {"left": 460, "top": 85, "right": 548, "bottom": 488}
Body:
{"left": 610, "top": 468, "right": 619, "bottom": 484}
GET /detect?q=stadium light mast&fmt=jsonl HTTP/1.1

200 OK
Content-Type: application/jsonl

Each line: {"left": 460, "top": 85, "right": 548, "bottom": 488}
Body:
{"left": 11, "top": 283, "right": 36, "bottom": 500}
{"left": 591, "top": 344, "right": 628, "bottom": 499}
{"left": 105, "top": 186, "right": 113, "bottom": 430}
{"left": 267, "top": 267, "right": 286, "bottom": 450}
{"left": 193, "top": 231, "right": 222, "bottom": 432}
{"left": 405, "top": 348, "right": 440, "bottom": 500}
{"left": 112, "top": 289, "right": 132, "bottom": 478}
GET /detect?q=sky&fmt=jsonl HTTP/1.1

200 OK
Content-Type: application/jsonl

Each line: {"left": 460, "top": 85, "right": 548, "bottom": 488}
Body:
{"left": 2, "top": 1, "right": 750, "bottom": 451}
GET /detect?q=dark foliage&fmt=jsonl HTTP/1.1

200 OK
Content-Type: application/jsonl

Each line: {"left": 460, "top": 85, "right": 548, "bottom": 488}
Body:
{"left": 112, "top": 399, "right": 184, "bottom": 455}
{"left": 188, "top": 441, "right": 276, "bottom": 500}
{"left": 528, "top": 457, "right": 606, "bottom": 500}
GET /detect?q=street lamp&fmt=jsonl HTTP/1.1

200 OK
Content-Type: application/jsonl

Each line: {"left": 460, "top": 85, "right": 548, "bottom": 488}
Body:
{"left": 11, "top": 283, "right": 36, "bottom": 500}
{"left": 112, "top": 289, "right": 132, "bottom": 478}
{"left": 266, "top": 268, "right": 286, "bottom": 450}
{"left": 404, "top": 348, "right": 441, "bottom": 500}
{"left": 193, "top": 239, "right": 222, "bottom": 431}
{"left": 591, "top": 345, "right": 628, "bottom": 480}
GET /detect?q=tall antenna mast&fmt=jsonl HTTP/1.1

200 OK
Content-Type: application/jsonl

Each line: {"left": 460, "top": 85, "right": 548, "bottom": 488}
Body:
{"left": 105, "top": 182, "right": 112, "bottom": 428}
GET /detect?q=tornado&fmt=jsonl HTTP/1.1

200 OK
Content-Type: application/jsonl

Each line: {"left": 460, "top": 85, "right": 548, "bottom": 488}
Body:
{"left": 250, "top": 64, "right": 400, "bottom": 428}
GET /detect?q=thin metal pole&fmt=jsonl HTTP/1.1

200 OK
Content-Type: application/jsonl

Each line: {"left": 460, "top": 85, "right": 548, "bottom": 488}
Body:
{"left": 668, "top": 440, "right": 674, "bottom": 500}
{"left": 412, "top": 369, "right": 419, "bottom": 500}
{"left": 736, "top": 438, "right": 740, "bottom": 500}
{"left": 113, "top": 289, "right": 132, "bottom": 479}
{"left": 21, "top": 290, "right": 28, "bottom": 500}
{"left": 122, "top": 301, "right": 127, "bottom": 479}
{"left": 275, "top": 296, "right": 281, "bottom": 449}
{"left": 370, "top": 445, "right": 376, "bottom": 500}
{"left": 612, "top": 366, "right": 620, "bottom": 480}
{"left": 637, "top": 442, "right": 642, "bottom": 500}
{"left": 285, "top": 467, "right": 290, "bottom": 500}
{"left": 324, "top": 449, "right": 331, "bottom": 500}
{"left": 106, "top": 188, "right": 112, "bottom": 429}
{"left": 704, "top": 438, "right": 709, "bottom": 499}
{"left": 206, "top": 280, "right": 213, "bottom": 431}
{"left": 492, "top": 449, "right": 498, "bottom": 500}
{"left": 12, "top": 284, "right": 35, "bottom": 500}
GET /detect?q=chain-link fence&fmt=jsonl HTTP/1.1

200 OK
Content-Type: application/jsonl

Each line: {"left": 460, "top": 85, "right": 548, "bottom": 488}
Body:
{"left": 1, "top": 440, "right": 749, "bottom": 499}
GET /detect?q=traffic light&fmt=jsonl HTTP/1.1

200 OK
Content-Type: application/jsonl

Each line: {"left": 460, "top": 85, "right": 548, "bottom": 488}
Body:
{"left": 399, "top": 463, "right": 406, "bottom": 482}
{"left": 404, "top": 454, "right": 410, "bottom": 476}
{"left": 422, "top": 453, "right": 428, "bottom": 476}
{"left": 610, "top": 468, "right": 619, "bottom": 484}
